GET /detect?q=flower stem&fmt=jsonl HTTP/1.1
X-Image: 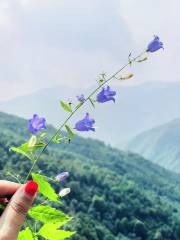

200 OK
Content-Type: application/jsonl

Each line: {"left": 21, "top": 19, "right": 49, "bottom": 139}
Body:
{"left": 24, "top": 51, "right": 146, "bottom": 182}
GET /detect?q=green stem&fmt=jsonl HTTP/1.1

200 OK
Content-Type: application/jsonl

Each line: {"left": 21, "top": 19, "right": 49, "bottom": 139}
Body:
{"left": 6, "top": 172, "right": 21, "bottom": 184}
{"left": 24, "top": 51, "right": 146, "bottom": 182}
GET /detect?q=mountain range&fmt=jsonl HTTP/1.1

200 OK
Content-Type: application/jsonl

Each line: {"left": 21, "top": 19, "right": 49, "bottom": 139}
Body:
{"left": 126, "top": 118, "right": 180, "bottom": 173}
{"left": 1, "top": 81, "right": 180, "bottom": 146}
{"left": 1, "top": 112, "right": 180, "bottom": 239}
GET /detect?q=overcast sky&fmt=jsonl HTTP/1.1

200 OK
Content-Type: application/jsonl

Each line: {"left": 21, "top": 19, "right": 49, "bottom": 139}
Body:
{"left": 0, "top": 0, "right": 179, "bottom": 101}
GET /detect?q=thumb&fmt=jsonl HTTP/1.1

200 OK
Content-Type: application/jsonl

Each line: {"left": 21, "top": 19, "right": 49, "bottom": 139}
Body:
{"left": 0, "top": 181, "right": 38, "bottom": 240}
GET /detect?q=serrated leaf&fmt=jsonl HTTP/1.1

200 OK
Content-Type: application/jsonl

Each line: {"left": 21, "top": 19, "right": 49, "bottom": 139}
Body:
{"left": 60, "top": 101, "right": 72, "bottom": 113}
{"left": 38, "top": 222, "right": 75, "bottom": 240}
{"left": 39, "top": 221, "right": 70, "bottom": 232}
{"left": 10, "top": 147, "right": 31, "bottom": 160}
{"left": 32, "top": 173, "right": 59, "bottom": 202}
{"left": 18, "top": 227, "right": 37, "bottom": 240}
{"left": 65, "top": 125, "right": 74, "bottom": 139}
{"left": 29, "top": 206, "right": 69, "bottom": 223}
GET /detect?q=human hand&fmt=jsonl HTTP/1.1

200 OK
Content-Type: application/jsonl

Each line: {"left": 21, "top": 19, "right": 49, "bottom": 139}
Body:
{"left": 0, "top": 180, "right": 38, "bottom": 240}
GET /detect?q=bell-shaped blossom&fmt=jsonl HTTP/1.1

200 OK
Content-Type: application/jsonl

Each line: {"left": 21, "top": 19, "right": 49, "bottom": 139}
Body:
{"left": 147, "top": 36, "right": 164, "bottom": 53}
{"left": 59, "top": 188, "right": 71, "bottom": 197}
{"left": 96, "top": 86, "right": 116, "bottom": 103}
{"left": 55, "top": 172, "right": 69, "bottom": 182}
{"left": 75, "top": 113, "right": 95, "bottom": 132}
{"left": 28, "top": 114, "right": 46, "bottom": 135}
{"left": 76, "top": 94, "right": 85, "bottom": 103}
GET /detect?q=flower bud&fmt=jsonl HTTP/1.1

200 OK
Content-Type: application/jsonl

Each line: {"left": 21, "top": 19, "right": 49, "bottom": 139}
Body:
{"left": 28, "top": 135, "right": 37, "bottom": 147}
{"left": 137, "top": 56, "right": 148, "bottom": 62}
{"left": 119, "top": 73, "right": 134, "bottom": 80}
{"left": 59, "top": 188, "right": 71, "bottom": 197}
{"left": 55, "top": 172, "right": 69, "bottom": 182}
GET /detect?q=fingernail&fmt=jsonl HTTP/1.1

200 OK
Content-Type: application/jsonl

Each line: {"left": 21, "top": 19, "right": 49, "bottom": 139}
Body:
{"left": 24, "top": 181, "right": 38, "bottom": 197}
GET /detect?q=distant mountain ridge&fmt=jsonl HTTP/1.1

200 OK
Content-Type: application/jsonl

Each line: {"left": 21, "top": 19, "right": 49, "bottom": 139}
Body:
{"left": 1, "top": 81, "right": 180, "bottom": 146}
{"left": 126, "top": 118, "right": 180, "bottom": 172}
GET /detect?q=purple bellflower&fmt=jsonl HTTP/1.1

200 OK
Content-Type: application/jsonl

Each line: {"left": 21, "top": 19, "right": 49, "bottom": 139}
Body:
{"left": 96, "top": 86, "right": 116, "bottom": 103}
{"left": 75, "top": 113, "right": 95, "bottom": 132}
{"left": 55, "top": 172, "right": 69, "bottom": 182}
{"left": 147, "top": 36, "right": 164, "bottom": 53}
{"left": 28, "top": 114, "right": 46, "bottom": 135}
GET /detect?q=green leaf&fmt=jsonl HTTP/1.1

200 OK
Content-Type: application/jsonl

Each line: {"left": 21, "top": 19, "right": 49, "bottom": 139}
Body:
{"left": 60, "top": 101, "right": 72, "bottom": 113}
{"left": 52, "top": 136, "right": 65, "bottom": 143}
{"left": 10, "top": 147, "right": 31, "bottom": 160}
{"left": 29, "top": 205, "right": 69, "bottom": 223}
{"left": 20, "top": 142, "right": 45, "bottom": 152}
{"left": 32, "top": 173, "right": 59, "bottom": 202}
{"left": 65, "top": 125, "right": 74, "bottom": 139}
{"left": 39, "top": 132, "right": 47, "bottom": 139}
{"left": 38, "top": 222, "right": 75, "bottom": 240}
{"left": 52, "top": 134, "right": 66, "bottom": 143}
{"left": 18, "top": 227, "right": 37, "bottom": 240}
{"left": 88, "top": 97, "right": 95, "bottom": 108}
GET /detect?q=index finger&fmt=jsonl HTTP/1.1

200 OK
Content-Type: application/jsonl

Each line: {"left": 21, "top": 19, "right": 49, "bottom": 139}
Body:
{"left": 0, "top": 180, "right": 21, "bottom": 197}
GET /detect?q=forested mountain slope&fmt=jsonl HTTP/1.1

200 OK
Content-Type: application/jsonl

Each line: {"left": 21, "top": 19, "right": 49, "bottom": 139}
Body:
{"left": 127, "top": 119, "right": 180, "bottom": 172}
{"left": 1, "top": 112, "right": 180, "bottom": 239}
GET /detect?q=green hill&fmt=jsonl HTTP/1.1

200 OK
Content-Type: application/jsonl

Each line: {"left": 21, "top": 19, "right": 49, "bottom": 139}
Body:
{"left": 127, "top": 119, "right": 180, "bottom": 173}
{"left": 1, "top": 112, "right": 180, "bottom": 239}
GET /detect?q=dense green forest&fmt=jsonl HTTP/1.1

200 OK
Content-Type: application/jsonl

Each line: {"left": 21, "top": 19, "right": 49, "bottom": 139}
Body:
{"left": 1, "top": 112, "right": 180, "bottom": 239}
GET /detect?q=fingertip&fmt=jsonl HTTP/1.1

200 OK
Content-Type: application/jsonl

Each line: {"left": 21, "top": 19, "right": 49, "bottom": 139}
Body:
{"left": 24, "top": 181, "right": 38, "bottom": 198}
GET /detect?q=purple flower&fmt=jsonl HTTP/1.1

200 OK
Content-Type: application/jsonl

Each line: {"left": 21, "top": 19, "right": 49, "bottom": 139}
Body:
{"left": 77, "top": 94, "right": 85, "bottom": 103}
{"left": 55, "top": 172, "right": 69, "bottom": 182}
{"left": 96, "top": 86, "right": 116, "bottom": 103}
{"left": 147, "top": 36, "right": 164, "bottom": 53}
{"left": 28, "top": 114, "right": 46, "bottom": 134}
{"left": 75, "top": 113, "right": 95, "bottom": 132}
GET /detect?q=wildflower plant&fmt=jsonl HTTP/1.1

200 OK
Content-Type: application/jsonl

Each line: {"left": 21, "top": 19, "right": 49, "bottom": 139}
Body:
{"left": 1, "top": 36, "right": 163, "bottom": 239}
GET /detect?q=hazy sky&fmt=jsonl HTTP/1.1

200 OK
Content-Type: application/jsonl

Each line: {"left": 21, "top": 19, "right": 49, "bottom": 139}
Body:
{"left": 0, "top": 0, "right": 179, "bottom": 101}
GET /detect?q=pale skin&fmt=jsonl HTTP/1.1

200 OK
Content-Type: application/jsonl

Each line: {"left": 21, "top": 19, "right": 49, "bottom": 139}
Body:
{"left": 0, "top": 181, "right": 36, "bottom": 240}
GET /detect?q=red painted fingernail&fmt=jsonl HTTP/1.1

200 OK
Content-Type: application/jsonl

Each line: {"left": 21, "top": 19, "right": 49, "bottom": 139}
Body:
{"left": 24, "top": 181, "right": 38, "bottom": 197}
